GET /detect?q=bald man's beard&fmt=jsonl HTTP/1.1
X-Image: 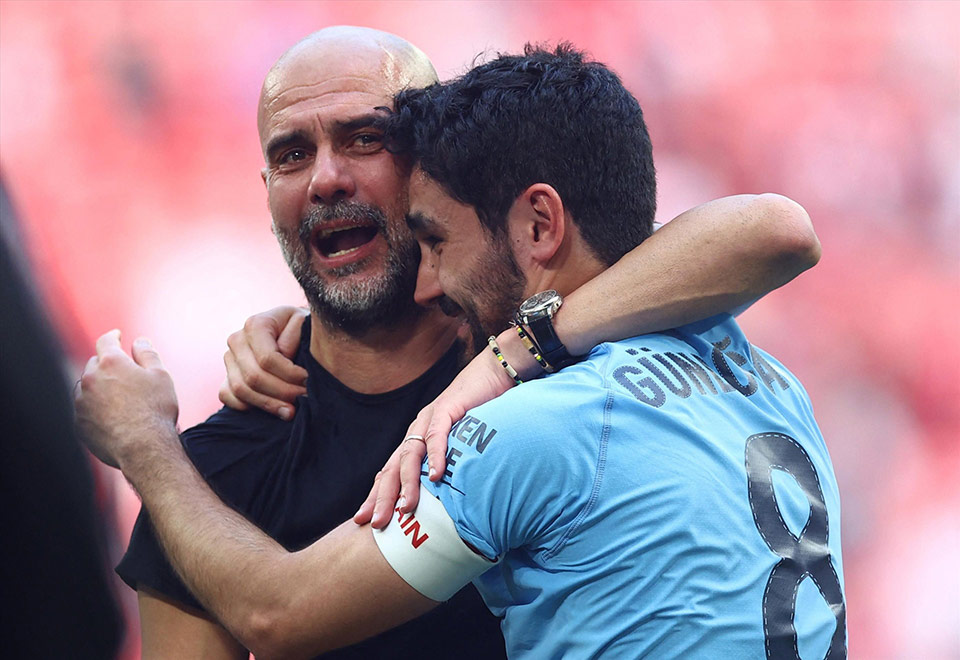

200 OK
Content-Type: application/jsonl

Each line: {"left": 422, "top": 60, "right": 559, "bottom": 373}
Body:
{"left": 273, "top": 202, "right": 422, "bottom": 335}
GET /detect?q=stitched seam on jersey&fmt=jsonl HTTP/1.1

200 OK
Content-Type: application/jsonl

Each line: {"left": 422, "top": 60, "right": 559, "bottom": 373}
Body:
{"left": 544, "top": 388, "right": 612, "bottom": 560}
{"left": 749, "top": 431, "right": 844, "bottom": 658}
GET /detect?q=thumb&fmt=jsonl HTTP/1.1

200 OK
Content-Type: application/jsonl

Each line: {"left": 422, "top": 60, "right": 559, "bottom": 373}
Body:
{"left": 132, "top": 337, "right": 165, "bottom": 370}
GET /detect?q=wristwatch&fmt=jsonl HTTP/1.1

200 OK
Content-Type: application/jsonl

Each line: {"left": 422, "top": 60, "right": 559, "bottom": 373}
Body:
{"left": 517, "top": 290, "right": 578, "bottom": 369}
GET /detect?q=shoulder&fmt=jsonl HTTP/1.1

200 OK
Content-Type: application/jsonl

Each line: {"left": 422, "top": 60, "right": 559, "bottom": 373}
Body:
{"left": 428, "top": 362, "right": 613, "bottom": 556}
{"left": 180, "top": 405, "right": 289, "bottom": 485}
{"left": 458, "top": 360, "right": 612, "bottom": 463}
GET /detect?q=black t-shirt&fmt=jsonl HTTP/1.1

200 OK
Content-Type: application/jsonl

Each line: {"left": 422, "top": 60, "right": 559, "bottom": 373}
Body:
{"left": 117, "top": 323, "right": 505, "bottom": 659}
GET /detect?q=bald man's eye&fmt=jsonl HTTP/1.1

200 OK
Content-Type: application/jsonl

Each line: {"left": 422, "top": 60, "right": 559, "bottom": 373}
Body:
{"left": 278, "top": 148, "right": 309, "bottom": 165}
{"left": 350, "top": 132, "right": 383, "bottom": 153}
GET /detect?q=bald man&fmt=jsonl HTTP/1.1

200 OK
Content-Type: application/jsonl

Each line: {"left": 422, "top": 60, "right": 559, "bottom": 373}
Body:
{"left": 118, "top": 27, "right": 506, "bottom": 659}
{"left": 114, "top": 27, "right": 820, "bottom": 658}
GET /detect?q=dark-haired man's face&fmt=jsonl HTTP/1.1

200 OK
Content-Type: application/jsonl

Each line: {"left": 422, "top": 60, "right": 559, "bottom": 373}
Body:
{"left": 406, "top": 170, "right": 527, "bottom": 345}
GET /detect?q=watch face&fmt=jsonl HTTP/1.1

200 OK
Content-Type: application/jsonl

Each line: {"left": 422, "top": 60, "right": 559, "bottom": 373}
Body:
{"left": 519, "top": 289, "right": 561, "bottom": 318}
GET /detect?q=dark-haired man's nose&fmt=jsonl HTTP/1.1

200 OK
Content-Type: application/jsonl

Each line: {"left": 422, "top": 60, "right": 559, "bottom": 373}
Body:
{"left": 414, "top": 250, "right": 444, "bottom": 307}
{"left": 308, "top": 150, "right": 356, "bottom": 204}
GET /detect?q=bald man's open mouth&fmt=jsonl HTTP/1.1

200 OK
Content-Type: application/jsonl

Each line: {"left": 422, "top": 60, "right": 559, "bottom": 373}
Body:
{"left": 313, "top": 223, "right": 379, "bottom": 259}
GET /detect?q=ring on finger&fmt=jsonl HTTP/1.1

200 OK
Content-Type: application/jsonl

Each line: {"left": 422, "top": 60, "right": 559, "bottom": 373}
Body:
{"left": 404, "top": 434, "right": 426, "bottom": 444}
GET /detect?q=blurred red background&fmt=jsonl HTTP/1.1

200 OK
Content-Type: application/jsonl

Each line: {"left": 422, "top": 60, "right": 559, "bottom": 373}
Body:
{"left": 1, "top": 1, "right": 957, "bottom": 657}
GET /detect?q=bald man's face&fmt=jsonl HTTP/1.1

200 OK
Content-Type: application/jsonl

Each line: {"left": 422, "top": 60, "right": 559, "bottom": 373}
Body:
{"left": 259, "top": 44, "right": 419, "bottom": 332}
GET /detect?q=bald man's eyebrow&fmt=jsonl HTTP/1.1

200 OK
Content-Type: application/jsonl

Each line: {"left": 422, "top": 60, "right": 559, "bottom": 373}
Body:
{"left": 333, "top": 111, "right": 390, "bottom": 134}
{"left": 265, "top": 129, "right": 311, "bottom": 163}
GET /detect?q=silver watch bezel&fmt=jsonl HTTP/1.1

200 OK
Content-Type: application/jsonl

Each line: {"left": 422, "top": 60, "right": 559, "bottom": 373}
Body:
{"left": 518, "top": 289, "right": 563, "bottom": 322}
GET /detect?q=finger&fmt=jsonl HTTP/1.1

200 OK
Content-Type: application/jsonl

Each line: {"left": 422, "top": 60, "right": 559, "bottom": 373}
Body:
{"left": 398, "top": 436, "right": 427, "bottom": 513}
{"left": 82, "top": 354, "right": 99, "bottom": 376}
{"left": 95, "top": 329, "right": 122, "bottom": 355}
{"left": 224, "top": 350, "right": 295, "bottom": 420}
{"left": 371, "top": 456, "right": 402, "bottom": 529}
{"left": 424, "top": 403, "right": 461, "bottom": 481}
{"left": 238, "top": 358, "right": 306, "bottom": 402}
{"left": 276, "top": 309, "right": 308, "bottom": 361}
{"left": 132, "top": 337, "right": 165, "bottom": 370}
{"left": 76, "top": 356, "right": 99, "bottom": 397}
{"left": 231, "top": 331, "right": 306, "bottom": 402}
{"left": 244, "top": 316, "right": 308, "bottom": 386}
{"left": 218, "top": 377, "right": 250, "bottom": 411}
{"left": 353, "top": 473, "right": 381, "bottom": 525}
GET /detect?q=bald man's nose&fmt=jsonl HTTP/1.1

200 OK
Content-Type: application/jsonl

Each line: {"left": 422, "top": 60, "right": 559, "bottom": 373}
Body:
{"left": 414, "top": 252, "right": 444, "bottom": 307}
{"left": 308, "top": 151, "right": 356, "bottom": 204}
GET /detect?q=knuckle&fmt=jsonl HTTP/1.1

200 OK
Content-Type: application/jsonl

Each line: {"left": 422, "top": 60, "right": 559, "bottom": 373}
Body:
{"left": 234, "top": 382, "right": 256, "bottom": 401}
{"left": 262, "top": 353, "right": 282, "bottom": 372}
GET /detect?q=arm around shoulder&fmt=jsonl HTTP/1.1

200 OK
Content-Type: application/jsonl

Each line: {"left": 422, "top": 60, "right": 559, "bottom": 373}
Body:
{"left": 748, "top": 193, "right": 821, "bottom": 275}
{"left": 555, "top": 193, "right": 821, "bottom": 355}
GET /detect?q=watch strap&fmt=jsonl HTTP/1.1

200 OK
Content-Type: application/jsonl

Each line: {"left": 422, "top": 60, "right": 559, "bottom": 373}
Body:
{"left": 524, "top": 313, "right": 577, "bottom": 369}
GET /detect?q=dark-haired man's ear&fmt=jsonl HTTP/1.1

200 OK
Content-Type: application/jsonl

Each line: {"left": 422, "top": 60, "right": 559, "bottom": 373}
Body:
{"left": 509, "top": 183, "right": 566, "bottom": 268}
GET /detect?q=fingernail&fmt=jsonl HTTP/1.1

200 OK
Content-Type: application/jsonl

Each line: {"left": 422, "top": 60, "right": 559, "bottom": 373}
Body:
{"left": 398, "top": 496, "right": 406, "bottom": 509}
{"left": 428, "top": 466, "right": 437, "bottom": 479}
{"left": 279, "top": 406, "right": 292, "bottom": 421}
{"left": 371, "top": 511, "right": 381, "bottom": 527}
{"left": 134, "top": 338, "right": 152, "bottom": 348}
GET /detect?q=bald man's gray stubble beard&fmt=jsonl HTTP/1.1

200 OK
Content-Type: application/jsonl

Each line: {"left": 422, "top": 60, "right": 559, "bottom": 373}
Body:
{"left": 273, "top": 202, "right": 422, "bottom": 335}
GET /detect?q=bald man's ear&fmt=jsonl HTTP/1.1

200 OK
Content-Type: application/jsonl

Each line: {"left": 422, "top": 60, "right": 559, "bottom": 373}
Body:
{"left": 509, "top": 183, "right": 566, "bottom": 266}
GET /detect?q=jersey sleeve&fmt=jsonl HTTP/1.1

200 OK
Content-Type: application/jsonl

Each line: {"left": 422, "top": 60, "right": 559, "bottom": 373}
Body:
{"left": 372, "top": 483, "right": 498, "bottom": 602}
{"left": 424, "top": 372, "right": 610, "bottom": 562}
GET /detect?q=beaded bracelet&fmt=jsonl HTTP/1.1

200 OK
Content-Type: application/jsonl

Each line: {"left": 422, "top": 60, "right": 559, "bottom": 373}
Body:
{"left": 488, "top": 335, "right": 523, "bottom": 386}
{"left": 514, "top": 323, "right": 554, "bottom": 373}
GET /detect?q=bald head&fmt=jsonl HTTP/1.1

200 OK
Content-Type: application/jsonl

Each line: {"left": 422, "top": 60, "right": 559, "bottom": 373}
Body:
{"left": 258, "top": 26, "right": 437, "bottom": 141}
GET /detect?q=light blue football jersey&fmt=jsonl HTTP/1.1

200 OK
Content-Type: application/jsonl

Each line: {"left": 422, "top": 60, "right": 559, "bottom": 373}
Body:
{"left": 423, "top": 315, "right": 845, "bottom": 659}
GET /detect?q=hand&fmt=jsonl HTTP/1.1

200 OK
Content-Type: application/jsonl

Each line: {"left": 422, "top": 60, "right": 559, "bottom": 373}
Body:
{"left": 74, "top": 330, "right": 179, "bottom": 470}
{"left": 354, "top": 337, "right": 519, "bottom": 528}
{"left": 219, "top": 306, "right": 309, "bottom": 420}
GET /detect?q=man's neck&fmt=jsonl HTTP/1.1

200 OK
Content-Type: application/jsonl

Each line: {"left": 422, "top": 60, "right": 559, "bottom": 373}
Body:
{"left": 308, "top": 307, "right": 462, "bottom": 394}
{"left": 527, "top": 231, "right": 608, "bottom": 300}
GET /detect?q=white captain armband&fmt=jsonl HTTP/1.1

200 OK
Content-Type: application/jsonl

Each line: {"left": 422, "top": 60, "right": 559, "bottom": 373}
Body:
{"left": 372, "top": 484, "right": 498, "bottom": 602}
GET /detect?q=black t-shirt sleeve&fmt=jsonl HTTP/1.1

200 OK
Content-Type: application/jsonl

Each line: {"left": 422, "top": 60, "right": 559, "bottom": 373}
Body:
{"left": 116, "top": 507, "right": 203, "bottom": 609}
{"left": 115, "top": 405, "right": 285, "bottom": 611}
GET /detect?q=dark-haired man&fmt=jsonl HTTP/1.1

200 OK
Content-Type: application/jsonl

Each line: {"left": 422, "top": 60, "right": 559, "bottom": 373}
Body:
{"left": 76, "top": 45, "right": 842, "bottom": 658}
{"left": 115, "top": 26, "right": 819, "bottom": 659}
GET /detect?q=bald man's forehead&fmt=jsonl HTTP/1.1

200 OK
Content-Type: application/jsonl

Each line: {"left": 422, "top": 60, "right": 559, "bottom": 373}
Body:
{"left": 258, "top": 34, "right": 434, "bottom": 139}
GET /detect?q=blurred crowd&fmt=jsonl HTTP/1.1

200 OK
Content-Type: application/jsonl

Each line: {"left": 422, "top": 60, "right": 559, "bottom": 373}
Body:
{"left": 1, "top": 1, "right": 956, "bottom": 657}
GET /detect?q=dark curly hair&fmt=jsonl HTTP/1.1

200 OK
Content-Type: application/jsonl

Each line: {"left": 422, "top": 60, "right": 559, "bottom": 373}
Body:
{"left": 381, "top": 44, "right": 656, "bottom": 265}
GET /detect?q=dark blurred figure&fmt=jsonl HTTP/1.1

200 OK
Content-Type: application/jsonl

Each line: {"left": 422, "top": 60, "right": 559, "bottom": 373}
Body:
{"left": 0, "top": 178, "right": 123, "bottom": 659}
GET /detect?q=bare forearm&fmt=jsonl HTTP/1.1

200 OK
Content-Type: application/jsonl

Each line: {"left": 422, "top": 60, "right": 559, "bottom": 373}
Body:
{"left": 118, "top": 428, "right": 293, "bottom": 653}
{"left": 76, "top": 334, "right": 431, "bottom": 657}
{"left": 118, "top": 429, "right": 430, "bottom": 658}
{"left": 558, "top": 193, "right": 819, "bottom": 355}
